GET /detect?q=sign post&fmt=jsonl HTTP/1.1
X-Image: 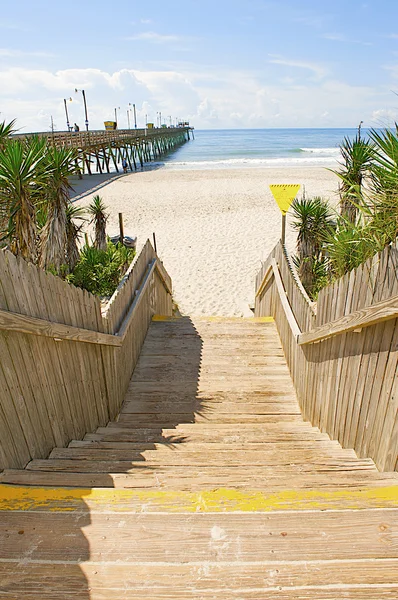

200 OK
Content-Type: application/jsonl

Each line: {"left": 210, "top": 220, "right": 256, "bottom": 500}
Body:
{"left": 269, "top": 184, "right": 301, "bottom": 244}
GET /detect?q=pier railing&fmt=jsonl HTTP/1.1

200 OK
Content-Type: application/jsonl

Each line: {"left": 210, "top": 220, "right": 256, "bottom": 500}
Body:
{"left": 255, "top": 240, "right": 398, "bottom": 472}
{"left": 12, "top": 127, "right": 192, "bottom": 149}
{"left": 0, "top": 241, "right": 172, "bottom": 470}
{"left": 11, "top": 127, "right": 192, "bottom": 175}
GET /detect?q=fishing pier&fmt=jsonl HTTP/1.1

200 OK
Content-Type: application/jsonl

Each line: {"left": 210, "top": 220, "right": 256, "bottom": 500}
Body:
{"left": 15, "top": 126, "right": 193, "bottom": 175}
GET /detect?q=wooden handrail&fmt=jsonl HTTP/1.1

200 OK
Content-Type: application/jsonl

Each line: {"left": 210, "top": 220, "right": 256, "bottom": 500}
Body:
{"left": 270, "top": 259, "right": 302, "bottom": 339}
{"left": 117, "top": 259, "right": 157, "bottom": 339}
{"left": 0, "top": 307, "right": 121, "bottom": 347}
{"left": 257, "top": 247, "right": 398, "bottom": 346}
{"left": 282, "top": 245, "right": 316, "bottom": 313}
{"left": 255, "top": 258, "right": 302, "bottom": 339}
{"left": 0, "top": 259, "right": 171, "bottom": 346}
{"left": 255, "top": 264, "right": 273, "bottom": 298}
{"left": 299, "top": 293, "right": 398, "bottom": 345}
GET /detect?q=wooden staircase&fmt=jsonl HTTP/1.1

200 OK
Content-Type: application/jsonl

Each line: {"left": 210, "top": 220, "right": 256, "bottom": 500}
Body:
{"left": 1, "top": 317, "right": 398, "bottom": 598}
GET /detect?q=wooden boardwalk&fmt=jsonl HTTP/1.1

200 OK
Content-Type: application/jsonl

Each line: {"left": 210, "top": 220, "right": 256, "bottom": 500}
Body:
{"left": 1, "top": 317, "right": 398, "bottom": 598}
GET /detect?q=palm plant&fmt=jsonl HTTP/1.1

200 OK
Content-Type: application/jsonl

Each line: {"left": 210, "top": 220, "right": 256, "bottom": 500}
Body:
{"left": 291, "top": 196, "right": 335, "bottom": 298}
{"left": 324, "top": 126, "right": 398, "bottom": 282}
{"left": 326, "top": 218, "right": 370, "bottom": 278}
{"left": 88, "top": 195, "right": 108, "bottom": 251}
{"left": 66, "top": 204, "right": 86, "bottom": 272}
{"left": 38, "top": 146, "right": 78, "bottom": 273}
{"left": 0, "top": 136, "right": 48, "bottom": 262}
{"left": 368, "top": 125, "right": 398, "bottom": 199}
{"left": 331, "top": 135, "right": 374, "bottom": 223}
{"left": 0, "top": 119, "right": 17, "bottom": 149}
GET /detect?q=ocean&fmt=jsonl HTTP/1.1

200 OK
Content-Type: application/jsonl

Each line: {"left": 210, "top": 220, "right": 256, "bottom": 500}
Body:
{"left": 162, "top": 128, "right": 361, "bottom": 170}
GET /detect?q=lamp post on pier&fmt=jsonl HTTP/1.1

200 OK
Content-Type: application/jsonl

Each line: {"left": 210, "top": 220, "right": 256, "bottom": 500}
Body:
{"left": 63, "top": 97, "right": 72, "bottom": 131}
{"left": 74, "top": 88, "right": 89, "bottom": 131}
{"left": 114, "top": 107, "right": 120, "bottom": 128}
{"left": 127, "top": 108, "right": 131, "bottom": 129}
{"left": 128, "top": 103, "right": 137, "bottom": 128}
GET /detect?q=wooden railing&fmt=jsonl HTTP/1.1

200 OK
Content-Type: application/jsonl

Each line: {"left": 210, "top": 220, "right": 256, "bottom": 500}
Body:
{"left": 12, "top": 127, "right": 192, "bottom": 150}
{"left": 255, "top": 240, "right": 398, "bottom": 472}
{"left": 0, "top": 240, "right": 172, "bottom": 470}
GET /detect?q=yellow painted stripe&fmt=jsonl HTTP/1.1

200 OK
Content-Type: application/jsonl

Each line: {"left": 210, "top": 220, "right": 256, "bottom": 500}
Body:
{"left": 151, "top": 315, "right": 182, "bottom": 321}
{"left": 1, "top": 485, "right": 397, "bottom": 513}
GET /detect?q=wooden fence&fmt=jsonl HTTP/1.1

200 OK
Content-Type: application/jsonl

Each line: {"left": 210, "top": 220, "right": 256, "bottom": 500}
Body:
{"left": 0, "top": 240, "right": 172, "bottom": 470}
{"left": 255, "top": 240, "right": 398, "bottom": 472}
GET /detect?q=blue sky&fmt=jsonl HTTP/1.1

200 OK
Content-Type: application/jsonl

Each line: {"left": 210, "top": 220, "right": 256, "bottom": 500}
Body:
{"left": 1, "top": 0, "right": 398, "bottom": 131}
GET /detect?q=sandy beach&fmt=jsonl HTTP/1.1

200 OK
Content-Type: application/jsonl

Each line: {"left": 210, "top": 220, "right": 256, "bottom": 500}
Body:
{"left": 73, "top": 167, "right": 339, "bottom": 317}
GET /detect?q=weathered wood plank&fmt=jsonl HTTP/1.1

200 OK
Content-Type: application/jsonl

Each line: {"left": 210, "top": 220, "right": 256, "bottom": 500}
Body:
{"left": 2, "top": 468, "right": 395, "bottom": 489}
{"left": 299, "top": 287, "right": 398, "bottom": 345}
{"left": 0, "top": 304, "right": 122, "bottom": 345}
{"left": 1, "top": 510, "right": 398, "bottom": 562}
{"left": 2, "top": 560, "right": 398, "bottom": 596}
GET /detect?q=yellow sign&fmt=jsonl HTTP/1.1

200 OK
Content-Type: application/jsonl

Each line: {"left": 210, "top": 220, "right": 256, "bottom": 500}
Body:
{"left": 269, "top": 184, "right": 300, "bottom": 215}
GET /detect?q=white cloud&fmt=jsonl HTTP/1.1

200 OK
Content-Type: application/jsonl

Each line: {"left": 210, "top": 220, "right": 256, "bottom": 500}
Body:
{"left": 322, "top": 33, "right": 372, "bottom": 46}
{"left": 371, "top": 108, "right": 398, "bottom": 126}
{"left": 268, "top": 55, "right": 328, "bottom": 80}
{"left": 0, "top": 48, "right": 55, "bottom": 58}
{"left": 293, "top": 13, "right": 331, "bottom": 29}
{"left": 0, "top": 65, "right": 397, "bottom": 132}
{"left": 125, "top": 31, "right": 181, "bottom": 44}
{"left": 383, "top": 63, "right": 398, "bottom": 78}
{"left": 0, "top": 20, "right": 28, "bottom": 31}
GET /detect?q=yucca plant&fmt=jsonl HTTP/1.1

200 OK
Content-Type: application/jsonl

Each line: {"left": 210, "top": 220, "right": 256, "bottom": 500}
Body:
{"left": 38, "top": 146, "right": 78, "bottom": 274}
{"left": 291, "top": 196, "right": 335, "bottom": 297}
{"left": 66, "top": 204, "right": 86, "bottom": 272}
{"left": 368, "top": 125, "right": 398, "bottom": 199}
{"left": 325, "top": 218, "right": 370, "bottom": 278}
{"left": 331, "top": 135, "right": 374, "bottom": 223}
{"left": 0, "top": 119, "right": 17, "bottom": 149}
{"left": 88, "top": 195, "right": 108, "bottom": 251}
{"left": 0, "top": 136, "right": 48, "bottom": 262}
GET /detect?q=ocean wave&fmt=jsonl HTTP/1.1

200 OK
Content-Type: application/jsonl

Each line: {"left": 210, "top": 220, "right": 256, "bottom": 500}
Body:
{"left": 166, "top": 155, "right": 339, "bottom": 169}
{"left": 300, "top": 147, "right": 340, "bottom": 154}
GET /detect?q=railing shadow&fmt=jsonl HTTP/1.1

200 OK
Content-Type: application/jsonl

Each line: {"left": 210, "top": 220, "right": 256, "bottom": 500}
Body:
{"left": 83, "top": 316, "right": 205, "bottom": 468}
{"left": 0, "top": 317, "right": 203, "bottom": 598}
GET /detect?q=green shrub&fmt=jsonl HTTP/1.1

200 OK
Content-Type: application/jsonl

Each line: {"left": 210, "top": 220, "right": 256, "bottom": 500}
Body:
{"left": 68, "top": 240, "right": 135, "bottom": 296}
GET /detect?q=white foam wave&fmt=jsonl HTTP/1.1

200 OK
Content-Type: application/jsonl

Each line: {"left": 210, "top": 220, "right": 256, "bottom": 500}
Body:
{"left": 166, "top": 155, "right": 339, "bottom": 169}
{"left": 300, "top": 147, "right": 340, "bottom": 154}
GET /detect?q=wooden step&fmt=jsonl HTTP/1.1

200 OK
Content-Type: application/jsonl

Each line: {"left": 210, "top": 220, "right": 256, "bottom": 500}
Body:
{"left": 84, "top": 428, "right": 333, "bottom": 444}
{"left": 2, "top": 510, "right": 398, "bottom": 562}
{"left": 120, "top": 400, "right": 300, "bottom": 414}
{"left": 108, "top": 413, "right": 302, "bottom": 426}
{"left": 2, "top": 468, "right": 396, "bottom": 489}
{"left": 2, "top": 560, "right": 398, "bottom": 599}
{"left": 68, "top": 440, "right": 344, "bottom": 451}
{"left": 48, "top": 447, "right": 376, "bottom": 468}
